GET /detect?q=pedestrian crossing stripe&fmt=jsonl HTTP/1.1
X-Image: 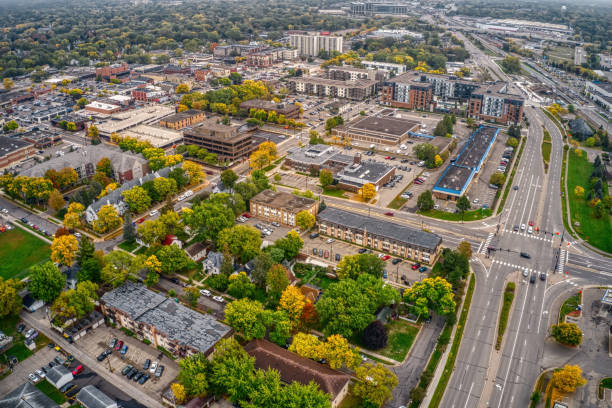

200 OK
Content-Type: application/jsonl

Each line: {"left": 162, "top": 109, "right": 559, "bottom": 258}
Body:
{"left": 479, "top": 233, "right": 494, "bottom": 254}
{"left": 491, "top": 259, "right": 548, "bottom": 276}
{"left": 502, "top": 229, "right": 553, "bottom": 242}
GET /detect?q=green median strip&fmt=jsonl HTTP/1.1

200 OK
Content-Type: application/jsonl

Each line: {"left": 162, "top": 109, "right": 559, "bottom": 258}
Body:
{"left": 428, "top": 274, "right": 475, "bottom": 408}
{"left": 495, "top": 282, "right": 516, "bottom": 350}
{"left": 497, "top": 136, "right": 526, "bottom": 215}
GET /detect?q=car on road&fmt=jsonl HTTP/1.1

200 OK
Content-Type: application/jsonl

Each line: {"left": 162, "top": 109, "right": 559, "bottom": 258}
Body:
{"left": 384, "top": 212, "right": 394, "bottom": 216}
{"left": 120, "top": 344, "right": 128, "bottom": 355}
{"left": 114, "top": 340, "right": 123, "bottom": 350}
{"left": 213, "top": 295, "right": 225, "bottom": 303}
{"left": 540, "top": 272, "right": 547, "bottom": 281}
{"left": 392, "top": 258, "right": 402, "bottom": 265}
{"left": 513, "top": 224, "right": 519, "bottom": 232}
{"left": 528, "top": 226, "right": 533, "bottom": 234}
{"left": 529, "top": 274, "right": 536, "bottom": 284}
{"left": 528, "top": 220, "right": 534, "bottom": 226}
{"left": 522, "top": 269, "right": 529, "bottom": 277}
{"left": 520, "top": 224, "right": 526, "bottom": 231}
{"left": 200, "top": 289, "right": 211, "bottom": 297}
{"left": 149, "top": 210, "right": 159, "bottom": 217}
{"left": 513, "top": 186, "right": 519, "bottom": 190}
{"left": 149, "top": 361, "right": 158, "bottom": 374}
{"left": 419, "top": 266, "right": 428, "bottom": 273}
{"left": 520, "top": 252, "right": 531, "bottom": 259}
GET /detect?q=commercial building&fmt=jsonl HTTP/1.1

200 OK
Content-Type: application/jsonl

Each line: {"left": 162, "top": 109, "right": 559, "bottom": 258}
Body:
{"left": 383, "top": 73, "right": 524, "bottom": 124}
{"left": 287, "top": 77, "right": 377, "bottom": 100}
{"left": 183, "top": 118, "right": 254, "bottom": 162}
{"left": 213, "top": 44, "right": 264, "bottom": 58}
{"left": 432, "top": 125, "right": 500, "bottom": 200}
{"left": 586, "top": 81, "right": 612, "bottom": 112}
{"left": 0, "top": 382, "right": 60, "bottom": 408}
{"left": 96, "top": 105, "right": 175, "bottom": 137}
{"left": 246, "top": 48, "right": 299, "bottom": 67}
{"left": 96, "top": 62, "right": 130, "bottom": 82}
{"left": 317, "top": 207, "right": 442, "bottom": 264}
{"left": 245, "top": 339, "right": 350, "bottom": 408}
{"left": 350, "top": 1, "right": 412, "bottom": 16}
{"left": 239, "top": 99, "right": 300, "bottom": 119}
{"left": 131, "top": 85, "right": 167, "bottom": 103}
{"left": 100, "top": 282, "right": 232, "bottom": 358}
{"left": 20, "top": 144, "right": 149, "bottom": 184}
{"left": 332, "top": 114, "right": 419, "bottom": 145}
{"left": 250, "top": 189, "right": 318, "bottom": 227}
{"left": 361, "top": 60, "right": 406, "bottom": 75}
{"left": 159, "top": 109, "right": 206, "bottom": 130}
{"left": 120, "top": 125, "right": 183, "bottom": 149}
{"left": 0, "top": 136, "right": 35, "bottom": 170}
{"left": 289, "top": 34, "right": 343, "bottom": 57}
{"left": 84, "top": 101, "right": 122, "bottom": 115}
{"left": 335, "top": 155, "right": 396, "bottom": 192}
{"left": 367, "top": 29, "right": 424, "bottom": 40}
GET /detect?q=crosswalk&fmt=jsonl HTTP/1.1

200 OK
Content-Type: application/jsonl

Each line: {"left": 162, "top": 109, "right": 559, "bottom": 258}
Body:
{"left": 503, "top": 229, "right": 554, "bottom": 242}
{"left": 557, "top": 249, "right": 567, "bottom": 274}
{"left": 479, "top": 233, "right": 494, "bottom": 254}
{"left": 492, "top": 259, "right": 548, "bottom": 277}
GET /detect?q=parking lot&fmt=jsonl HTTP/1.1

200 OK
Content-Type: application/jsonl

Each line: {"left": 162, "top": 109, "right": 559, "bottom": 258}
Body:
{"left": 77, "top": 325, "right": 178, "bottom": 395}
{"left": 301, "top": 233, "right": 427, "bottom": 287}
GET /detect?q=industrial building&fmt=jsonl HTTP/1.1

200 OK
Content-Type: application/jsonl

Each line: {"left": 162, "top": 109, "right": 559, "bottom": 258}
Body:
{"left": 331, "top": 114, "right": 419, "bottom": 145}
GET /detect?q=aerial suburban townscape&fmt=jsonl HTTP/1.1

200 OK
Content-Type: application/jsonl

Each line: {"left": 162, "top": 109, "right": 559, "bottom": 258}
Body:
{"left": 0, "top": 0, "right": 611, "bottom": 407}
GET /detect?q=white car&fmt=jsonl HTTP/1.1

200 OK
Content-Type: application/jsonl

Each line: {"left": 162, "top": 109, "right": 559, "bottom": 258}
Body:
{"left": 28, "top": 373, "right": 39, "bottom": 383}
{"left": 473, "top": 198, "right": 479, "bottom": 204}
{"left": 149, "top": 361, "right": 158, "bottom": 374}
{"left": 528, "top": 226, "right": 533, "bottom": 234}
{"left": 200, "top": 289, "right": 211, "bottom": 297}
{"left": 1, "top": 209, "right": 8, "bottom": 214}
{"left": 520, "top": 224, "right": 526, "bottom": 231}
{"left": 35, "top": 369, "right": 45, "bottom": 379}
{"left": 149, "top": 210, "right": 159, "bottom": 217}
{"left": 326, "top": 238, "right": 334, "bottom": 244}
{"left": 213, "top": 295, "right": 225, "bottom": 303}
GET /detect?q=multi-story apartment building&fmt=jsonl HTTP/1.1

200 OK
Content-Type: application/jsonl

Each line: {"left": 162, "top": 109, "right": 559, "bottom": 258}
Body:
{"left": 287, "top": 77, "right": 377, "bottom": 100}
{"left": 100, "top": 282, "right": 231, "bottom": 358}
{"left": 327, "top": 66, "right": 376, "bottom": 81}
{"left": 183, "top": 118, "right": 254, "bottom": 162}
{"left": 289, "top": 34, "right": 343, "bottom": 57}
{"left": 96, "top": 62, "right": 130, "bottom": 82}
{"left": 361, "top": 60, "right": 406, "bottom": 75}
{"left": 239, "top": 99, "right": 301, "bottom": 119}
{"left": 249, "top": 189, "right": 318, "bottom": 227}
{"left": 317, "top": 207, "right": 442, "bottom": 265}
{"left": 159, "top": 109, "right": 206, "bottom": 130}
{"left": 383, "top": 72, "right": 524, "bottom": 124}
{"left": 586, "top": 81, "right": 612, "bottom": 112}
{"left": 349, "top": 1, "right": 411, "bottom": 16}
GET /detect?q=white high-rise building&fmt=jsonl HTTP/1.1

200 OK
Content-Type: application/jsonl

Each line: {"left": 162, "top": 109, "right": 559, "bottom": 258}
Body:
{"left": 289, "top": 34, "right": 343, "bottom": 57}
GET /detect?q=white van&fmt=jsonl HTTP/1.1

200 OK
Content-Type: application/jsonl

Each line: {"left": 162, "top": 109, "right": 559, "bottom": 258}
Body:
{"left": 418, "top": 161, "right": 425, "bottom": 167}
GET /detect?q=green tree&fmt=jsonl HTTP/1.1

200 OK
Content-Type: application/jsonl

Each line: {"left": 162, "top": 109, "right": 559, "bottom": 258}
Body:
{"left": 137, "top": 219, "right": 168, "bottom": 246}
{"left": 353, "top": 363, "right": 398, "bottom": 407}
{"left": 169, "top": 167, "right": 189, "bottom": 189}
{"left": 157, "top": 245, "right": 191, "bottom": 274}
{"left": 121, "top": 186, "right": 152, "bottom": 214}
{"left": 266, "top": 264, "right": 289, "bottom": 303}
{"left": 501, "top": 55, "right": 521, "bottom": 74}
{"left": 101, "top": 250, "right": 140, "bottom": 287}
{"left": 227, "top": 272, "right": 256, "bottom": 299}
{"left": 456, "top": 195, "right": 471, "bottom": 221}
{"left": 251, "top": 252, "right": 276, "bottom": 288}
{"left": 225, "top": 298, "right": 267, "bottom": 340}
{"left": 274, "top": 230, "right": 303, "bottom": 260}
{"left": 208, "top": 338, "right": 255, "bottom": 402}
{"left": 178, "top": 353, "right": 210, "bottom": 397}
{"left": 78, "top": 257, "right": 102, "bottom": 283}
{"left": 489, "top": 172, "right": 506, "bottom": 187}
{"left": 28, "top": 261, "right": 66, "bottom": 303}
{"left": 221, "top": 169, "right": 238, "bottom": 189}
{"left": 51, "top": 281, "right": 98, "bottom": 320}
{"left": 417, "top": 190, "right": 434, "bottom": 211}
{"left": 76, "top": 236, "right": 95, "bottom": 266}
{"left": 183, "top": 201, "right": 235, "bottom": 242}
{"left": 216, "top": 225, "right": 261, "bottom": 263}
{"left": 319, "top": 169, "right": 334, "bottom": 188}
{"left": 296, "top": 210, "right": 316, "bottom": 231}
{"left": 507, "top": 137, "right": 519, "bottom": 148}
{"left": 403, "top": 277, "right": 456, "bottom": 317}
{"left": 123, "top": 212, "right": 136, "bottom": 242}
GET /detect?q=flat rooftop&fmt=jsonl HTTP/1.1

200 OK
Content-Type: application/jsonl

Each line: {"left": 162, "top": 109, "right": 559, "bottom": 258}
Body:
{"left": 160, "top": 109, "right": 203, "bottom": 123}
{"left": 337, "top": 160, "right": 394, "bottom": 186}
{"left": 120, "top": 125, "right": 182, "bottom": 148}
{"left": 346, "top": 115, "right": 419, "bottom": 137}
{"left": 318, "top": 207, "right": 442, "bottom": 251}
{"left": 292, "top": 77, "right": 377, "bottom": 88}
{"left": 286, "top": 144, "right": 340, "bottom": 166}
{"left": 97, "top": 105, "right": 175, "bottom": 135}
{"left": 454, "top": 126, "right": 499, "bottom": 169}
{"left": 251, "top": 189, "right": 316, "bottom": 211}
{"left": 0, "top": 136, "right": 33, "bottom": 156}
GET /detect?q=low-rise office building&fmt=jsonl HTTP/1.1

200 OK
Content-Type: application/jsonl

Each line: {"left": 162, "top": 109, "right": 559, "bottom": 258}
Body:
{"left": 287, "top": 77, "right": 377, "bottom": 100}
{"left": 159, "top": 109, "right": 206, "bottom": 130}
{"left": 84, "top": 101, "right": 122, "bottom": 115}
{"left": 586, "top": 81, "right": 612, "bottom": 112}
{"left": 239, "top": 99, "right": 300, "bottom": 119}
{"left": 0, "top": 136, "right": 35, "bottom": 170}
{"left": 100, "top": 282, "right": 232, "bottom": 358}
{"left": 432, "top": 125, "right": 500, "bottom": 200}
{"left": 332, "top": 114, "right": 419, "bottom": 145}
{"left": 183, "top": 119, "right": 255, "bottom": 162}
{"left": 317, "top": 207, "right": 442, "bottom": 264}
{"left": 284, "top": 144, "right": 353, "bottom": 173}
{"left": 335, "top": 155, "right": 396, "bottom": 192}
{"left": 250, "top": 189, "right": 318, "bottom": 227}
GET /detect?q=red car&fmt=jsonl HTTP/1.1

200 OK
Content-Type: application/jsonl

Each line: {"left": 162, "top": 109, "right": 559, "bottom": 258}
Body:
{"left": 381, "top": 255, "right": 391, "bottom": 261}
{"left": 324, "top": 250, "right": 329, "bottom": 259}
{"left": 242, "top": 213, "right": 251, "bottom": 218}
{"left": 528, "top": 220, "right": 534, "bottom": 226}
{"left": 72, "top": 365, "right": 83, "bottom": 376}
{"left": 385, "top": 156, "right": 391, "bottom": 160}
{"left": 414, "top": 180, "right": 423, "bottom": 185}
{"left": 137, "top": 218, "right": 145, "bottom": 224}
{"left": 384, "top": 212, "right": 394, "bottom": 216}
{"left": 114, "top": 340, "right": 123, "bottom": 351}
{"left": 411, "top": 264, "right": 419, "bottom": 270}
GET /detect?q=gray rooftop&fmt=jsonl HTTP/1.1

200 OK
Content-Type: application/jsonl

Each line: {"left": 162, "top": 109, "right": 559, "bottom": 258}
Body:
{"left": 0, "top": 136, "right": 33, "bottom": 157}
{"left": 101, "top": 282, "right": 231, "bottom": 354}
{"left": 76, "top": 385, "right": 117, "bottom": 408}
{"left": 318, "top": 207, "right": 442, "bottom": 251}
{"left": 337, "top": 160, "right": 395, "bottom": 187}
{"left": 46, "top": 364, "right": 72, "bottom": 385}
{"left": 344, "top": 115, "right": 419, "bottom": 137}
{"left": 286, "top": 144, "right": 341, "bottom": 166}
{"left": 0, "top": 382, "right": 59, "bottom": 408}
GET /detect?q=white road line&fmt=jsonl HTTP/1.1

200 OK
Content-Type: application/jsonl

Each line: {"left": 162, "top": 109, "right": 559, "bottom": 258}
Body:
{"left": 463, "top": 382, "right": 475, "bottom": 408}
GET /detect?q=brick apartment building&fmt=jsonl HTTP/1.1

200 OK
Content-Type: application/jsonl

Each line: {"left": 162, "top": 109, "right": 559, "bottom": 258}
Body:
{"left": 96, "top": 62, "right": 130, "bottom": 82}
{"left": 249, "top": 189, "right": 318, "bottom": 227}
{"left": 287, "top": 77, "right": 377, "bottom": 101}
{"left": 183, "top": 118, "right": 254, "bottom": 162}
{"left": 239, "top": 99, "right": 301, "bottom": 119}
{"left": 159, "top": 110, "right": 206, "bottom": 130}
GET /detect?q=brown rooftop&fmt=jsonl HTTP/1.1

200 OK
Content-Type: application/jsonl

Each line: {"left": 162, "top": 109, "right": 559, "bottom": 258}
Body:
{"left": 250, "top": 189, "right": 316, "bottom": 212}
{"left": 244, "top": 339, "right": 350, "bottom": 399}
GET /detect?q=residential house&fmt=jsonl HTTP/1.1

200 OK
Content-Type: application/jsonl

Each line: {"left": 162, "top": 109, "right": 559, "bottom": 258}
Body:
{"left": 203, "top": 251, "right": 223, "bottom": 275}
{"left": 76, "top": 385, "right": 118, "bottom": 408}
{"left": 185, "top": 242, "right": 207, "bottom": 262}
{"left": 22, "top": 293, "right": 45, "bottom": 313}
{"left": 0, "top": 382, "right": 60, "bottom": 408}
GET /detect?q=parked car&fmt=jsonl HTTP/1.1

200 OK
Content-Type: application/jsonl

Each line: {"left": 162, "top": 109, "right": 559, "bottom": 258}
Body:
{"left": 133, "top": 371, "right": 143, "bottom": 382}
{"left": 143, "top": 359, "right": 151, "bottom": 370}
{"left": 127, "top": 368, "right": 138, "bottom": 379}
{"left": 120, "top": 344, "right": 128, "bottom": 355}
{"left": 114, "top": 340, "right": 123, "bottom": 351}
{"left": 139, "top": 374, "right": 150, "bottom": 385}
{"left": 155, "top": 365, "right": 165, "bottom": 378}
{"left": 72, "top": 365, "right": 83, "bottom": 376}
{"left": 122, "top": 365, "right": 133, "bottom": 375}
{"left": 520, "top": 252, "right": 531, "bottom": 259}
{"left": 59, "top": 383, "right": 75, "bottom": 393}
{"left": 335, "top": 253, "right": 341, "bottom": 262}
{"left": 419, "top": 266, "right": 428, "bottom": 273}
{"left": 149, "top": 361, "right": 158, "bottom": 374}
{"left": 200, "top": 289, "right": 211, "bottom": 297}
{"left": 149, "top": 210, "right": 159, "bottom": 217}
{"left": 35, "top": 369, "right": 45, "bottom": 379}
{"left": 384, "top": 212, "right": 394, "bottom": 216}
{"left": 16, "top": 323, "right": 25, "bottom": 333}
{"left": 381, "top": 255, "right": 391, "bottom": 261}
{"left": 324, "top": 250, "right": 329, "bottom": 259}
{"left": 411, "top": 264, "right": 419, "bottom": 270}
{"left": 358, "top": 248, "right": 367, "bottom": 254}
{"left": 326, "top": 238, "right": 334, "bottom": 244}
{"left": 97, "top": 352, "right": 107, "bottom": 361}
{"left": 213, "top": 295, "right": 225, "bottom": 303}
{"left": 392, "top": 258, "right": 402, "bottom": 265}
{"left": 309, "top": 233, "right": 319, "bottom": 239}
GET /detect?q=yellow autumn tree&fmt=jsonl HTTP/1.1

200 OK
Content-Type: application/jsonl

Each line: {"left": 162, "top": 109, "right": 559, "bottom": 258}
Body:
{"left": 98, "top": 182, "right": 119, "bottom": 199}
{"left": 171, "top": 383, "right": 187, "bottom": 404}
{"left": 63, "top": 211, "right": 82, "bottom": 230}
{"left": 361, "top": 183, "right": 376, "bottom": 201}
{"left": 92, "top": 204, "right": 123, "bottom": 233}
{"left": 51, "top": 234, "right": 79, "bottom": 266}
{"left": 289, "top": 332, "right": 324, "bottom": 360}
{"left": 278, "top": 285, "right": 306, "bottom": 326}
{"left": 323, "top": 334, "right": 361, "bottom": 370}
{"left": 144, "top": 255, "right": 162, "bottom": 273}
{"left": 183, "top": 160, "right": 204, "bottom": 184}
{"left": 552, "top": 365, "right": 587, "bottom": 393}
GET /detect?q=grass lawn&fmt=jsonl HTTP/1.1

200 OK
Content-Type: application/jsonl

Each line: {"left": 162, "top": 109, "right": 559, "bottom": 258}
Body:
{"left": 419, "top": 207, "right": 492, "bottom": 222}
{"left": 338, "top": 391, "right": 362, "bottom": 408}
{"left": 321, "top": 187, "right": 347, "bottom": 198}
{"left": 0, "top": 227, "right": 51, "bottom": 279}
{"left": 541, "top": 141, "right": 551, "bottom": 173}
{"left": 0, "top": 342, "right": 33, "bottom": 363}
{"left": 36, "top": 380, "right": 67, "bottom": 404}
{"left": 310, "top": 274, "right": 337, "bottom": 290}
{"left": 547, "top": 46, "right": 573, "bottom": 63}
{"left": 601, "top": 378, "right": 612, "bottom": 389}
{"left": 496, "top": 282, "right": 515, "bottom": 350}
{"left": 377, "top": 320, "right": 419, "bottom": 362}
{"left": 559, "top": 292, "right": 582, "bottom": 323}
{"left": 567, "top": 149, "right": 612, "bottom": 253}
{"left": 118, "top": 240, "right": 140, "bottom": 252}
{"left": 133, "top": 246, "right": 148, "bottom": 255}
